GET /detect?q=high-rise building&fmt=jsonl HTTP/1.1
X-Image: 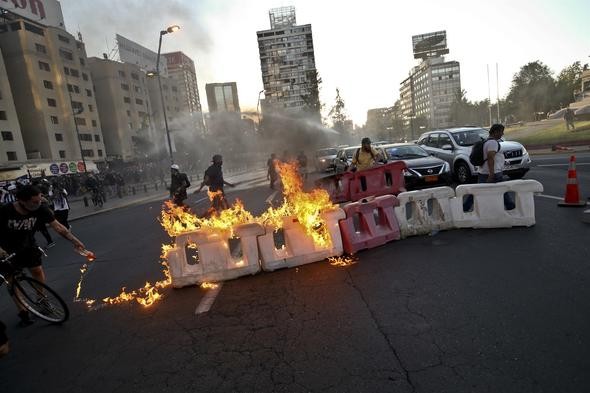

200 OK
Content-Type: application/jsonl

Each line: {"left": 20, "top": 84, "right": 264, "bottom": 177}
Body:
{"left": 256, "top": 6, "right": 319, "bottom": 117}
{"left": 0, "top": 17, "right": 106, "bottom": 163}
{"left": 0, "top": 47, "right": 26, "bottom": 165}
{"left": 88, "top": 57, "right": 154, "bottom": 161}
{"left": 399, "top": 31, "right": 461, "bottom": 130}
{"left": 163, "top": 51, "right": 204, "bottom": 132}
{"left": 114, "top": 35, "right": 185, "bottom": 157}
{"left": 146, "top": 73, "right": 183, "bottom": 152}
{"left": 205, "top": 82, "right": 240, "bottom": 113}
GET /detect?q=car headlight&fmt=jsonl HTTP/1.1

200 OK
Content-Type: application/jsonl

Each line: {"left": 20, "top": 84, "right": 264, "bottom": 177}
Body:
{"left": 442, "top": 162, "right": 450, "bottom": 172}
{"left": 403, "top": 169, "right": 412, "bottom": 176}
{"left": 522, "top": 147, "right": 528, "bottom": 156}
{"left": 320, "top": 159, "right": 326, "bottom": 162}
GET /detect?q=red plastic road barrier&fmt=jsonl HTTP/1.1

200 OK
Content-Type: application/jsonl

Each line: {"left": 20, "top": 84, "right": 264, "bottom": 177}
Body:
{"left": 339, "top": 194, "right": 401, "bottom": 254}
{"left": 348, "top": 161, "right": 407, "bottom": 202}
{"left": 315, "top": 172, "right": 353, "bottom": 203}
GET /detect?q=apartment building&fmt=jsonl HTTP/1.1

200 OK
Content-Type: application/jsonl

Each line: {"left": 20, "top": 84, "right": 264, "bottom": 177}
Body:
{"left": 88, "top": 57, "right": 153, "bottom": 161}
{"left": 256, "top": 6, "right": 319, "bottom": 117}
{"left": 0, "top": 17, "right": 105, "bottom": 162}
{"left": 0, "top": 47, "right": 26, "bottom": 165}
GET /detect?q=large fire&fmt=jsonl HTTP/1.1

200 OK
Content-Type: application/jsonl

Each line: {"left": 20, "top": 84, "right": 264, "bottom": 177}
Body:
{"left": 76, "top": 161, "right": 337, "bottom": 311}
{"left": 258, "top": 162, "right": 336, "bottom": 248}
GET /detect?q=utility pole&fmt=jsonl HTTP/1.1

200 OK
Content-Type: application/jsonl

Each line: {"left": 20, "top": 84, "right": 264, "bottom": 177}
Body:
{"left": 496, "top": 63, "right": 501, "bottom": 123}
{"left": 487, "top": 64, "right": 492, "bottom": 126}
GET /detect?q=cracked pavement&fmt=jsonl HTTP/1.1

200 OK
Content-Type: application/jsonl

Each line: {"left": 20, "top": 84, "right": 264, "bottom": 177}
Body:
{"left": 1, "top": 168, "right": 589, "bottom": 392}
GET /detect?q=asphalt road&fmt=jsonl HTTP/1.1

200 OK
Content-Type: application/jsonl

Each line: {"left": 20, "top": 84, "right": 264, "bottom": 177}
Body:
{"left": 0, "top": 153, "right": 588, "bottom": 393}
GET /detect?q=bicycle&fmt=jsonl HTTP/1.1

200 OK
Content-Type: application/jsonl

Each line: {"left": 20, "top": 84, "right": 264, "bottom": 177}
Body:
{"left": 0, "top": 248, "right": 69, "bottom": 324}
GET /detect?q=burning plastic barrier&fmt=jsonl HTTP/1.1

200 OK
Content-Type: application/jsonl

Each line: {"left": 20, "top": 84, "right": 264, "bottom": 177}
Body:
{"left": 338, "top": 195, "right": 401, "bottom": 254}
{"left": 451, "top": 180, "right": 543, "bottom": 228}
{"left": 394, "top": 187, "right": 455, "bottom": 238}
{"left": 162, "top": 161, "right": 343, "bottom": 278}
{"left": 258, "top": 209, "right": 345, "bottom": 271}
{"left": 166, "top": 223, "right": 264, "bottom": 288}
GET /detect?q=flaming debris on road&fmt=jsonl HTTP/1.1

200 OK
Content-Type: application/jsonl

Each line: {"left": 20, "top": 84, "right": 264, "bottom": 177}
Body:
{"left": 74, "top": 162, "right": 339, "bottom": 310}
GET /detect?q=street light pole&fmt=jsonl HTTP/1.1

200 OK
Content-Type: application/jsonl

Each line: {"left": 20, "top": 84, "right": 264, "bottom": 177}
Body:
{"left": 154, "top": 25, "right": 180, "bottom": 165}
{"left": 256, "top": 89, "right": 265, "bottom": 126}
{"left": 69, "top": 89, "right": 87, "bottom": 173}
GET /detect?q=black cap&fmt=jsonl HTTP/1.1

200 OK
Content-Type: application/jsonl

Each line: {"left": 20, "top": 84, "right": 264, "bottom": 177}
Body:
{"left": 361, "top": 137, "right": 371, "bottom": 145}
{"left": 212, "top": 154, "right": 223, "bottom": 163}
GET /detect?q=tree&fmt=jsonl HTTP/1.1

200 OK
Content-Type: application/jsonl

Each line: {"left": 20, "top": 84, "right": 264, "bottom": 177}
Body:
{"left": 505, "top": 61, "right": 556, "bottom": 121}
{"left": 554, "top": 61, "right": 584, "bottom": 108}
{"left": 300, "top": 70, "right": 323, "bottom": 122}
{"left": 328, "top": 88, "right": 347, "bottom": 133}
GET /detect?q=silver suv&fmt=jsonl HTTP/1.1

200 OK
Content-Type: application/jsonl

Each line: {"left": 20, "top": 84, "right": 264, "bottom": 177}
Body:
{"left": 417, "top": 127, "right": 531, "bottom": 183}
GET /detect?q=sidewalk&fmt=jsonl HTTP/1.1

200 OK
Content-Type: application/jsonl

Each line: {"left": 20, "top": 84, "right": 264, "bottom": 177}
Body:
{"left": 69, "top": 167, "right": 267, "bottom": 221}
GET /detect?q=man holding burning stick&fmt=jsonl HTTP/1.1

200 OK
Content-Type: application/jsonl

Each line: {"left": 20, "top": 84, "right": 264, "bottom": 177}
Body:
{"left": 195, "top": 154, "right": 235, "bottom": 212}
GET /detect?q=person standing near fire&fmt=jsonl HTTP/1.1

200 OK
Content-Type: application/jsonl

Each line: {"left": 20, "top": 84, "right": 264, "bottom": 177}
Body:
{"left": 267, "top": 153, "right": 279, "bottom": 189}
{"left": 195, "top": 154, "right": 235, "bottom": 212}
{"left": 170, "top": 164, "right": 190, "bottom": 206}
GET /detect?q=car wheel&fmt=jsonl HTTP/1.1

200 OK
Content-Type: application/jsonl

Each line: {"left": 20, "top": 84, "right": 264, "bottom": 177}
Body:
{"left": 455, "top": 162, "right": 472, "bottom": 184}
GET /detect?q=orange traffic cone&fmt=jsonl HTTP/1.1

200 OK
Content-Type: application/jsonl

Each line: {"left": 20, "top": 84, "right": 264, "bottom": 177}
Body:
{"left": 558, "top": 155, "right": 587, "bottom": 207}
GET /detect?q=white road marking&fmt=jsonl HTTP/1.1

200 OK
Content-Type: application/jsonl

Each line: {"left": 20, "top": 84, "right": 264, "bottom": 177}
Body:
{"left": 536, "top": 194, "right": 563, "bottom": 201}
{"left": 266, "top": 190, "right": 278, "bottom": 204}
{"left": 193, "top": 196, "right": 208, "bottom": 205}
{"left": 195, "top": 283, "right": 223, "bottom": 314}
{"left": 537, "top": 163, "right": 590, "bottom": 167}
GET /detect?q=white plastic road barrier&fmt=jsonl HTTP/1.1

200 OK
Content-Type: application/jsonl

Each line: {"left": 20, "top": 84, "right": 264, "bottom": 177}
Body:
{"left": 394, "top": 186, "right": 455, "bottom": 238}
{"left": 166, "top": 223, "right": 264, "bottom": 288}
{"left": 451, "top": 180, "right": 543, "bottom": 228}
{"left": 583, "top": 209, "right": 590, "bottom": 224}
{"left": 258, "top": 208, "right": 345, "bottom": 271}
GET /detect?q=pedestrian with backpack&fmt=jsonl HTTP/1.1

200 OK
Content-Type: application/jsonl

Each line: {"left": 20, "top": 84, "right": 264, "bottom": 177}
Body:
{"left": 465, "top": 124, "right": 515, "bottom": 210}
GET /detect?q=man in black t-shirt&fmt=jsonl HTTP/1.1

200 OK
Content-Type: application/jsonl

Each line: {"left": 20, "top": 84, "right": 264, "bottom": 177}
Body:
{"left": 195, "top": 154, "right": 235, "bottom": 211}
{"left": 0, "top": 185, "right": 86, "bottom": 325}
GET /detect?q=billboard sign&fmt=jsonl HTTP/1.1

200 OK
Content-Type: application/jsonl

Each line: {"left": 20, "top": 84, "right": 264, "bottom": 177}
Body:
{"left": 412, "top": 31, "right": 449, "bottom": 59}
{"left": 0, "top": 0, "right": 65, "bottom": 29}
{"left": 116, "top": 34, "right": 167, "bottom": 75}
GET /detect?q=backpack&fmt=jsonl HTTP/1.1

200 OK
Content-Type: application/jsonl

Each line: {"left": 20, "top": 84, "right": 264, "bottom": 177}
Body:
{"left": 469, "top": 138, "right": 500, "bottom": 166}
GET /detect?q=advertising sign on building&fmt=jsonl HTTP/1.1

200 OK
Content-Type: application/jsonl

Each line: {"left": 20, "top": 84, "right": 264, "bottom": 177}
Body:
{"left": 412, "top": 31, "right": 449, "bottom": 60}
{"left": 116, "top": 34, "right": 167, "bottom": 75}
{"left": 0, "top": 0, "right": 66, "bottom": 29}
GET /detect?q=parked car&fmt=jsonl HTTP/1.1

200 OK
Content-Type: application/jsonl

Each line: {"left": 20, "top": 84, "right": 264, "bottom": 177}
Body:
{"left": 417, "top": 127, "right": 531, "bottom": 183}
{"left": 382, "top": 143, "right": 452, "bottom": 189}
{"left": 314, "top": 148, "right": 338, "bottom": 172}
{"left": 333, "top": 145, "right": 387, "bottom": 173}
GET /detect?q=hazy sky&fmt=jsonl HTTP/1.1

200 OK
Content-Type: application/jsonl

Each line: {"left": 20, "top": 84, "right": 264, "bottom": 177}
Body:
{"left": 60, "top": 0, "right": 589, "bottom": 125}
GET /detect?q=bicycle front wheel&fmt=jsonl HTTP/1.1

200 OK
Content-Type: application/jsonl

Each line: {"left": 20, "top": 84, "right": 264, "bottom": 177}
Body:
{"left": 13, "top": 276, "right": 69, "bottom": 324}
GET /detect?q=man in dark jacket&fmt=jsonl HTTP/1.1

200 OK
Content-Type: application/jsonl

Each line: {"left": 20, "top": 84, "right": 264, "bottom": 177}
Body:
{"left": 170, "top": 164, "right": 190, "bottom": 206}
{"left": 196, "top": 155, "right": 235, "bottom": 211}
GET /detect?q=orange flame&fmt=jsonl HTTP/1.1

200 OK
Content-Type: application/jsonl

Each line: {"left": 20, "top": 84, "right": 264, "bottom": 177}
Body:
{"left": 259, "top": 162, "right": 336, "bottom": 248}
{"left": 328, "top": 255, "right": 358, "bottom": 267}
{"left": 74, "top": 244, "right": 174, "bottom": 309}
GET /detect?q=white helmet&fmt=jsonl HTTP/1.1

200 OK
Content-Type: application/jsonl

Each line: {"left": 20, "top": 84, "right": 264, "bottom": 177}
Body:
{"left": 170, "top": 164, "right": 180, "bottom": 170}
